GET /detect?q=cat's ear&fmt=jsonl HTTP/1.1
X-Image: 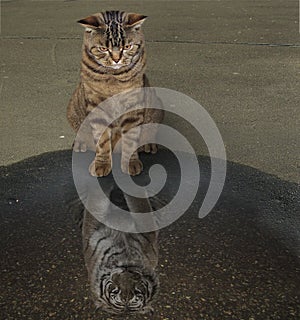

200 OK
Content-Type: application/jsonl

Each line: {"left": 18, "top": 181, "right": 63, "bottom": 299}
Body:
{"left": 142, "top": 305, "right": 154, "bottom": 315}
{"left": 77, "top": 14, "right": 105, "bottom": 31}
{"left": 126, "top": 13, "right": 147, "bottom": 30}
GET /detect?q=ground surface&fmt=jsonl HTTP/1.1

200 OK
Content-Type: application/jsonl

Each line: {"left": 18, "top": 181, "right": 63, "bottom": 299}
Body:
{"left": 1, "top": 151, "right": 299, "bottom": 319}
{"left": 0, "top": 1, "right": 299, "bottom": 319}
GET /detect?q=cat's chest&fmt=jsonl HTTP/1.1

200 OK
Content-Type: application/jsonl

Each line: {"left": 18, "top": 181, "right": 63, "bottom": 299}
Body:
{"left": 84, "top": 77, "right": 143, "bottom": 101}
{"left": 85, "top": 79, "right": 146, "bottom": 128}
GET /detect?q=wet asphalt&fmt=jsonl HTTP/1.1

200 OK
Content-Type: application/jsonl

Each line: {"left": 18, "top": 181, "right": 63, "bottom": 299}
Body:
{"left": 0, "top": 150, "right": 299, "bottom": 320}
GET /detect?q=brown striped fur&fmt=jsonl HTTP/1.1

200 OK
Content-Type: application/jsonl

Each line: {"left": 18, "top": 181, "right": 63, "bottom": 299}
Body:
{"left": 67, "top": 11, "right": 163, "bottom": 176}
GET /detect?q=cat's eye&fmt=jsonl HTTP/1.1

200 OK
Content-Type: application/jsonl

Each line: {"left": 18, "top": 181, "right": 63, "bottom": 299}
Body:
{"left": 134, "top": 288, "right": 142, "bottom": 295}
{"left": 124, "top": 44, "right": 133, "bottom": 50}
{"left": 111, "top": 287, "right": 120, "bottom": 295}
{"left": 98, "top": 46, "right": 108, "bottom": 52}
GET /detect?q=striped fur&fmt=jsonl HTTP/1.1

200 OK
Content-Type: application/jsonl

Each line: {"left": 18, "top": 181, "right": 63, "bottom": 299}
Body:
{"left": 69, "top": 190, "right": 159, "bottom": 315}
{"left": 67, "top": 11, "right": 164, "bottom": 177}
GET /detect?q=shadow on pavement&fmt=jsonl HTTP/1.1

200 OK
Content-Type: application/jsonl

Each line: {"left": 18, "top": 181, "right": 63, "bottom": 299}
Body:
{"left": 0, "top": 150, "right": 299, "bottom": 319}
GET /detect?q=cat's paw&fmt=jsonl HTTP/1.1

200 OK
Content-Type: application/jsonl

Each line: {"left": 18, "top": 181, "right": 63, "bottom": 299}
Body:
{"left": 122, "top": 159, "right": 143, "bottom": 176}
{"left": 89, "top": 160, "right": 112, "bottom": 177}
{"left": 73, "top": 140, "right": 87, "bottom": 153}
{"left": 139, "top": 143, "right": 158, "bottom": 154}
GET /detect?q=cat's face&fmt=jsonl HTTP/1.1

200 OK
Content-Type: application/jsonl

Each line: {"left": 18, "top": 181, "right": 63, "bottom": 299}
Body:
{"left": 93, "top": 268, "right": 158, "bottom": 315}
{"left": 78, "top": 11, "right": 146, "bottom": 70}
{"left": 86, "top": 30, "right": 143, "bottom": 70}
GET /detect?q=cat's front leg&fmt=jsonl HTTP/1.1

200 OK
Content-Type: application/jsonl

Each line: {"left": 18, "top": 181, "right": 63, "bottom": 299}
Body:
{"left": 89, "top": 129, "right": 112, "bottom": 177}
{"left": 138, "top": 123, "right": 159, "bottom": 154}
{"left": 138, "top": 107, "right": 164, "bottom": 154}
{"left": 73, "top": 139, "right": 88, "bottom": 152}
{"left": 121, "top": 126, "right": 143, "bottom": 176}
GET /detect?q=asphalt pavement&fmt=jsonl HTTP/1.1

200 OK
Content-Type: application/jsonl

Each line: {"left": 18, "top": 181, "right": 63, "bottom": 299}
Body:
{"left": 1, "top": 150, "right": 299, "bottom": 319}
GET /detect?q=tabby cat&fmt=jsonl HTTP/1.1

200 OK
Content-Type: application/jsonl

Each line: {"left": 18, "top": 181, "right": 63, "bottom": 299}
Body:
{"left": 70, "top": 189, "right": 159, "bottom": 315}
{"left": 67, "top": 11, "right": 163, "bottom": 177}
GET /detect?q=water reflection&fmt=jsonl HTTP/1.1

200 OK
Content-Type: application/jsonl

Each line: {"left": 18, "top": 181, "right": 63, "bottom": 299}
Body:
{"left": 70, "top": 187, "right": 160, "bottom": 315}
{"left": 70, "top": 150, "right": 199, "bottom": 315}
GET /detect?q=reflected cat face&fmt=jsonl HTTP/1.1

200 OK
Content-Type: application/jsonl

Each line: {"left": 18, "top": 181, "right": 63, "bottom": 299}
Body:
{"left": 94, "top": 268, "right": 158, "bottom": 315}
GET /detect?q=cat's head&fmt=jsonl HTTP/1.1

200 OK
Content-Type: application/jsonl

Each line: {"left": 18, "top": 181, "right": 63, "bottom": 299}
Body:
{"left": 92, "top": 266, "right": 158, "bottom": 315}
{"left": 78, "top": 11, "right": 147, "bottom": 70}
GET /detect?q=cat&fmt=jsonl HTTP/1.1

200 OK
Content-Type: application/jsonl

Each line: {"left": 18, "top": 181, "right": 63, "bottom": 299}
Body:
{"left": 69, "top": 188, "right": 159, "bottom": 315}
{"left": 67, "top": 11, "right": 164, "bottom": 177}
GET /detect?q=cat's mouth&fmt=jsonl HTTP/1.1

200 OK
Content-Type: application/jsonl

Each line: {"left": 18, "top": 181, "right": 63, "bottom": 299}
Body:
{"left": 95, "top": 59, "right": 126, "bottom": 70}
{"left": 110, "top": 64, "right": 125, "bottom": 70}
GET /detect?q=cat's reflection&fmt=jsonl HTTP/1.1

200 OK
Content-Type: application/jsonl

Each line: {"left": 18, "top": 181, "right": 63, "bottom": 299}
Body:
{"left": 70, "top": 187, "right": 160, "bottom": 315}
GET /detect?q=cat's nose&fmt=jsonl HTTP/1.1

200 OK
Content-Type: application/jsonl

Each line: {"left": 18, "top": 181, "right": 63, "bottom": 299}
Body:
{"left": 111, "top": 49, "right": 121, "bottom": 63}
